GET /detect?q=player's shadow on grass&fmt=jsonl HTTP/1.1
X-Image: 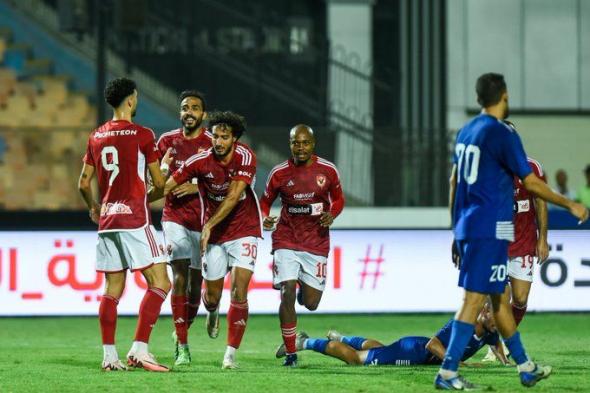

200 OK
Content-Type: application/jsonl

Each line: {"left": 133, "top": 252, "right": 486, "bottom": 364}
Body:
{"left": 45, "top": 357, "right": 98, "bottom": 369}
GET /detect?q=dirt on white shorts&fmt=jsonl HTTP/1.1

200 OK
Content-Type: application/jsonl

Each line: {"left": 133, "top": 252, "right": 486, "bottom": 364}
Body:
{"left": 273, "top": 249, "right": 327, "bottom": 291}
{"left": 508, "top": 255, "right": 537, "bottom": 283}
{"left": 96, "top": 225, "right": 167, "bottom": 272}
{"left": 162, "top": 221, "right": 202, "bottom": 269}
{"left": 202, "top": 236, "right": 258, "bottom": 281}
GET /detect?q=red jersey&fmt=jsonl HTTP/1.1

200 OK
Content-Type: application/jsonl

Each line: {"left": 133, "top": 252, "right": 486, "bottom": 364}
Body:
{"left": 509, "top": 157, "right": 546, "bottom": 257}
{"left": 157, "top": 128, "right": 212, "bottom": 231}
{"left": 260, "top": 156, "right": 344, "bottom": 257}
{"left": 83, "top": 120, "right": 159, "bottom": 232}
{"left": 171, "top": 142, "right": 262, "bottom": 244}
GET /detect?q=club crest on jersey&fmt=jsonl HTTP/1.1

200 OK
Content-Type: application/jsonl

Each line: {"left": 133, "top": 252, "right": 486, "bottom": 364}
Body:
{"left": 316, "top": 174, "right": 326, "bottom": 187}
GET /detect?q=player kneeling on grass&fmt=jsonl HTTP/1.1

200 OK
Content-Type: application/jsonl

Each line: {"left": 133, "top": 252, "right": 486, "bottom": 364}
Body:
{"left": 260, "top": 124, "right": 344, "bottom": 367}
{"left": 78, "top": 77, "right": 171, "bottom": 372}
{"left": 276, "top": 304, "right": 509, "bottom": 367}
{"left": 164, "top": 111, "right": 261, "bottom": 369}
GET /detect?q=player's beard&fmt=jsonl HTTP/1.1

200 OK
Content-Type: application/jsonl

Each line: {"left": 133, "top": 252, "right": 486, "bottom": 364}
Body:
{"left": 182, "top": 115, "right": 202, "bottom": 133}
{"left": 214, "top": 145, "right": 231, "bottom": 159}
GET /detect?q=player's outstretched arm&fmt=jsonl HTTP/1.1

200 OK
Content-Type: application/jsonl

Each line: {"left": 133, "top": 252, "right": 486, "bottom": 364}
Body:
{"left": 425, "top": 336, "right": 447, "bottom": 361}
{"left": 535, "top": 196, "right": 549, "bottom": 262}
{"left": 523, "top": 173, "right": 589, "bottom": 222}
{"left": 491, "top": 343, "right": 512, "bottom": 366}
{"left": 78, "top": 163, "right": 100, "bottom": 224}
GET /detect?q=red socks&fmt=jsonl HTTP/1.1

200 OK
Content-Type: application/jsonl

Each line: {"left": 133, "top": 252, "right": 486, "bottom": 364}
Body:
{"left": 99, "top": 295, "right": 119, "bottom": 345}
{"left": 227, "top": 300, "right": 249, "bottom": 349}
{"left": 512, "top": 303, "right": 527, "bottom": 326}
{"left": 171, "top": 295, "right": 188, "bottom": 345}
{"left": 281, "top": 322, "right": 297, "bottom": 354}
{"left": 134, "top": 287, "right": 168, "bottom": 343}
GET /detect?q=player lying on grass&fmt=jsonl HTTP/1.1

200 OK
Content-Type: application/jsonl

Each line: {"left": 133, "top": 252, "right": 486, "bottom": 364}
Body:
{"left": 276, "top": 305, "right": 509, "bottom": 366}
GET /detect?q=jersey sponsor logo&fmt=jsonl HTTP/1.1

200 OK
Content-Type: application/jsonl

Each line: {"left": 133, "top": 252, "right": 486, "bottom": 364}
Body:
{"left": 287, "top": 180, "right": 295, "bottom": 187}
{"left": 517, "top": 200, "right": 530, "bottom": 213}
{"left": 94, "top": 129, "right": 138, "bottom": 139}
{"left": 101, "top": 202, "right": 133, "bottom": 216}
{"left": 287, "top": 203, "right": 323, "bottom": 216}
{"left": 316, "top": 174, "right": 326, "bottom": 187}
{"left": 238, "top": 170, "right": 252, "bottom": 178}
{"left": 205, "top": 172, "right": 215, "bottom": 179}
{"left": 207, "top": 192, "right": 226, "bottom": 202}
{"left": 293, "top": 192, "right": 315, "bottom": 200}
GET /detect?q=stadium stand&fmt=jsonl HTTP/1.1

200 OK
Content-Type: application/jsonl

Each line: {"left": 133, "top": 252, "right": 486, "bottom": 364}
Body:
{"left": 0, "top": 26, "right": 94, "bottom": 210}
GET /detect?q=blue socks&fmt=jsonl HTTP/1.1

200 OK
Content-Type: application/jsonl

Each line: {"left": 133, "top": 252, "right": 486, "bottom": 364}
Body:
{"left": 341, "top": 336, "right": 367, "bottom": 350}
{"left": 504, "top": 331, "right": 529, "bottom": 365}
{"left": 441, "top": 320, "right": 475, "bottom": 372}
{"left": 304, "top": 338, "right": 329, "bottom": 354}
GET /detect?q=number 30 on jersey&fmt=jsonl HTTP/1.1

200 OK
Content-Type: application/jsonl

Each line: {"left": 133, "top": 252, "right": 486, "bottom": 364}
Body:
{"left": 455, "top": 143, "right": 481, "bottom": 184}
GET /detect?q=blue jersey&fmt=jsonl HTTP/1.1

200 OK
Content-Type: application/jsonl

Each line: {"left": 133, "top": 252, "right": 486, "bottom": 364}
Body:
{"left": 453, "top": 114, "right": 532, "bottom": 241}
{"left": 364, "top": 336, "right": 440, "bottom": 366}
{"left": 435, "top": 319, "right": 499, "bottom": 361}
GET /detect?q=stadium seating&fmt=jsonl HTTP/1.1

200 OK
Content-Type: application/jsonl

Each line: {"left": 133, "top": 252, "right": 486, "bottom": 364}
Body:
{"left": 0, "top": 27, "right": 95, "bottom": 210}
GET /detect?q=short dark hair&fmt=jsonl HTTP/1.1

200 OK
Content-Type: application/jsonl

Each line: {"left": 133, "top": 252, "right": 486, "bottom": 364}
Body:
{"left": 208, "top": 111, "right": 247, "bottom": 139}
{"left": 179, "top": 90, "right": 206, "bottom": 111}
{"left": 476, "top": 73, "right": 507, "bottom": 107}
{"left": 104, "top": 77, "right": 136, "bottom": 108}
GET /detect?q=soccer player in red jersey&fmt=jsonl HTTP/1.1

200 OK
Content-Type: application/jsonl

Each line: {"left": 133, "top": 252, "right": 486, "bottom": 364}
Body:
{"left": 484, "top": 122, "right": 548, "bottom": 363}
{"left": 155, "top": 90, "right": 212, "bottom": 366}
{"left": 260, "top": 124, "right": 345, "bottom": 367}
{"left": 163, "top": 111, "right": 261, "bottom": 369}
{"left": 78, "top": 77, "right": 171, "bottom": 372}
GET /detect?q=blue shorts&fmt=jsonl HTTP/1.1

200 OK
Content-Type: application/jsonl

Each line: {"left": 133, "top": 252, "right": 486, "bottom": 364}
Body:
{"left": 363, "top": 336, "right": 440, "bottom": 366}
{"left": 456, "top": 239, "right": 509, "bottom": 294}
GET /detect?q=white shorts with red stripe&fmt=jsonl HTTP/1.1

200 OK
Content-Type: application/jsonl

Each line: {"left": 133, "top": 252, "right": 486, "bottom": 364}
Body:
{"left": 96, "top": 225, "right": 167, "bottom": 272}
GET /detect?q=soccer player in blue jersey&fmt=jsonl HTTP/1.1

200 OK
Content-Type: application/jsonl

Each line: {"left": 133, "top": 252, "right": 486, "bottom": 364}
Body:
{"left": 275, "top": 305, "right": 509, "bottom": 367}
{"left": 437, "top": 73, "right": 589, "bottom": 390}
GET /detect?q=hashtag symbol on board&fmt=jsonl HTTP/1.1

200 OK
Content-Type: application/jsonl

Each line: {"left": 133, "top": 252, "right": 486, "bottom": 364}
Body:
{"left": 358, "top": 244, "right": 385, "bottom": 289}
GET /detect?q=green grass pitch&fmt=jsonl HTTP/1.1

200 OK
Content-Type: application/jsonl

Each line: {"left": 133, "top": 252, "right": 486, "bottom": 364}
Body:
{"left": 0, "top": 313, "right": 589, "bottom": 392}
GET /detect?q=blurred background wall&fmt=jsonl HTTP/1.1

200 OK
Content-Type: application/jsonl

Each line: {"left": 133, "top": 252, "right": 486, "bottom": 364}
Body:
{"left": 0, "top": 0, "right": 588, "bottom": 227}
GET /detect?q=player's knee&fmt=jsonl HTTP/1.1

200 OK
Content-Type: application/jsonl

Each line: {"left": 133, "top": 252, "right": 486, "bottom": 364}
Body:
{"left": 347, "top": 355, "right": 364, "bottom": 365}
{"left": 512, "top": 293, "right": 528, "bottom": 308}
{"left": 304, "top": 300, "right": 319, "bottom": 311}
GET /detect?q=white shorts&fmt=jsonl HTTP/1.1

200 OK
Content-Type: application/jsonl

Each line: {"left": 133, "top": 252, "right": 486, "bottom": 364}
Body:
{"left": 508, "top": 255, "right": 537, "bottom": 283}
{"left": 162, "top": 221, "right": 202, "bottom": 269}
{"left": 202, "top": 236, "right": 258, "bottom": 281}
{"left": 273, "top": 249, "right": 327, "bottom": 291}
{"left": 96, "top": 225, "right": 167, "bottom": 272}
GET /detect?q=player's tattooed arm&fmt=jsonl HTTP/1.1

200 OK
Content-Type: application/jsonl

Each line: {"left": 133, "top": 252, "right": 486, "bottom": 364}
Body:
{"left": 535, "top": 196, "right": 549, "bottom": 263}
{"left": 425, "top": 336, "right": 447, "bottom": 361}
{"left": 78, "top": 163, "right": 100, "bottom": 224}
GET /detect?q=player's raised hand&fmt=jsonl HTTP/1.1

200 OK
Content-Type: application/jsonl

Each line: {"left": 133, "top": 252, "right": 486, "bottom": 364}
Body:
{"left": 162, "top": 147, "right": 174, "bottom": 166}
{"left": 536, "top": 240, "right": 549, "bottom": 264}
{"left": 172, "top": 182, "right": 198, "bottom": 198}
{"left": 451, "top": 240, "right": 461, "bottom": 268}
{"left": 263, "top": 215, "right": 278, "bottom": 231}
{"left": 569, "top": 202, "right": 589, "bottom": 224}
{"left": 319, "top": 212, "right": 334, "bottom": 227}
{"left": 200, "top": 223, "right": 211, "bottom": 256}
